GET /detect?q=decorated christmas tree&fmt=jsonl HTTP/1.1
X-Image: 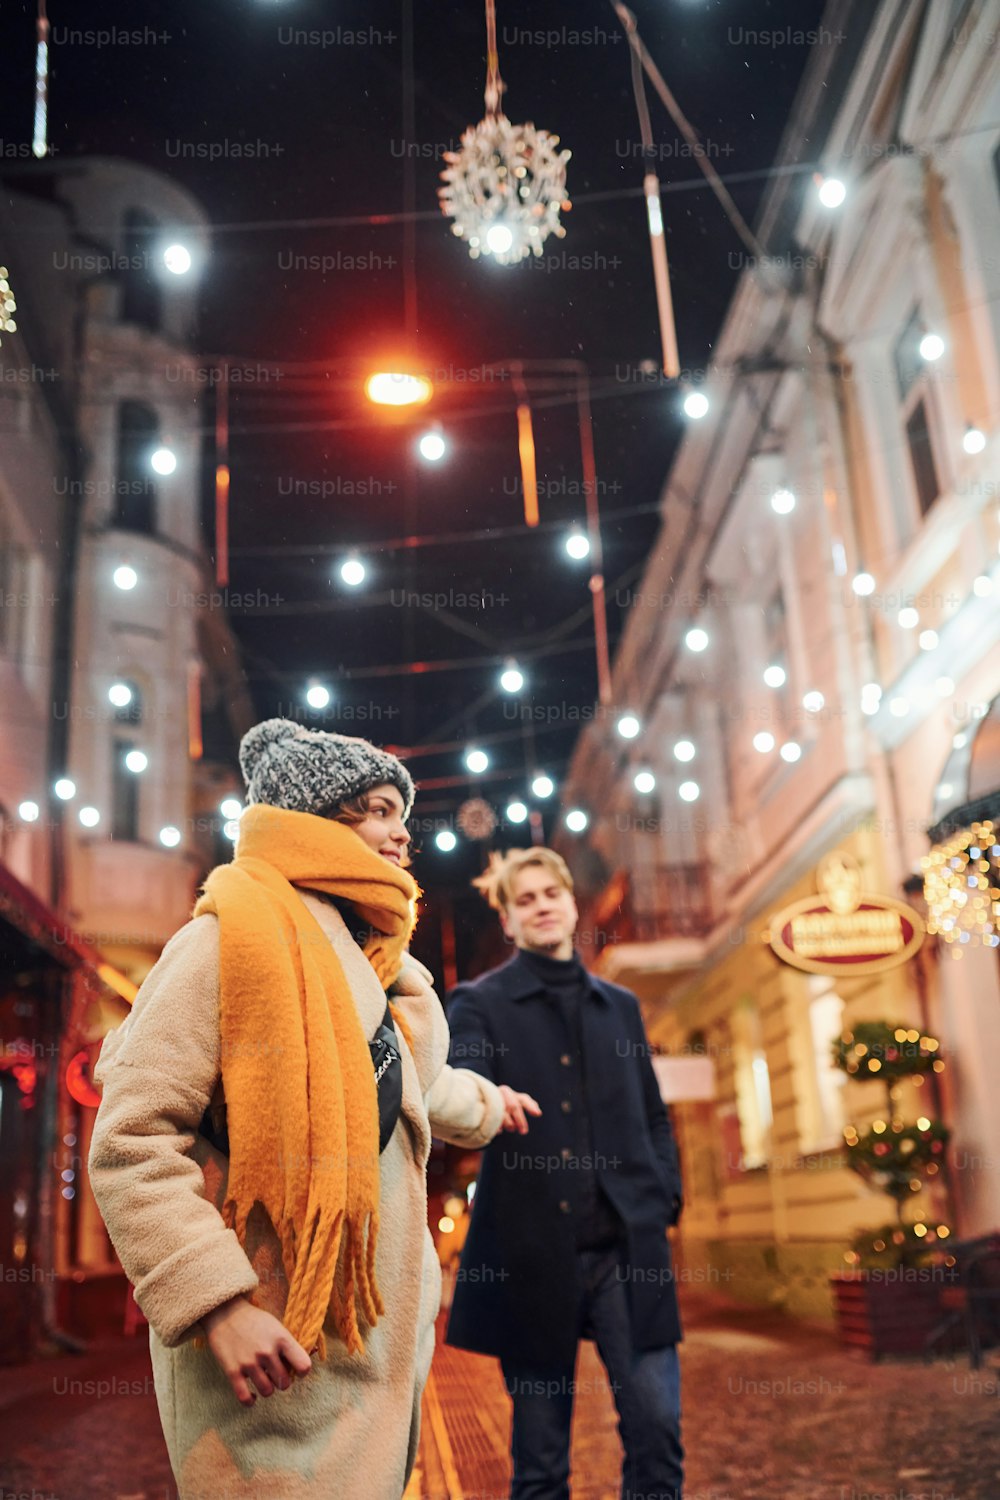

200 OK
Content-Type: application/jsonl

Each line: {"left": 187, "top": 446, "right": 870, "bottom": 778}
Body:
{"left": 832, "top": 1021, "right": 952, "bottom": 1269}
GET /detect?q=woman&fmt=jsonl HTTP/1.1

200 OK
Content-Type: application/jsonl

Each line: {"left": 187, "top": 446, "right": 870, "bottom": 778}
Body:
{"left": 89, "top": 718, "right": 539, "bottom": 1499}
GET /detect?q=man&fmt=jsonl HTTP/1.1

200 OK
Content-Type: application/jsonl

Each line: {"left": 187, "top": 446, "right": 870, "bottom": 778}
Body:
{"left": 446, "top": 847, "right": 684, "bottom": 1500}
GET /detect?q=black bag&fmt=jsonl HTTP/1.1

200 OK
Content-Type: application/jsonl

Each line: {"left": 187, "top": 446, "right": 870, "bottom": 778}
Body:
{"left": 198, "top": 1002, "right": 403, "bottom": 1158}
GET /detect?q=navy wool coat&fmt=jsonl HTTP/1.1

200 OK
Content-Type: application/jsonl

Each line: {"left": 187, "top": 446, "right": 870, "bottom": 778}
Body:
{"left": 444, "top": 949, "right": 683, "bottom": 1368}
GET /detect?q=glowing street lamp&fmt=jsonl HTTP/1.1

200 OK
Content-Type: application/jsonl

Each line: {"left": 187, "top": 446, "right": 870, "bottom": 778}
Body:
{"left": 365, "top": 371, "right": 433, "bottom": 406}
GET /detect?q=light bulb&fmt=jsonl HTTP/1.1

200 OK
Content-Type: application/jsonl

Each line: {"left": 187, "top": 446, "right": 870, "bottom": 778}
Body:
{"left": 566, "top": 809, "right": 589, "bottom": 832}
{"left": 418, "top": 430, "right": 447, "bottom": 462}
{"left": 486, "top": 224, "right": 514, "bottom": 255}
{"left": 150, "top": 447, "right": 177, "bottom": 476}
{"left": 163, "top": 244, "right": 192, "bottom": 275}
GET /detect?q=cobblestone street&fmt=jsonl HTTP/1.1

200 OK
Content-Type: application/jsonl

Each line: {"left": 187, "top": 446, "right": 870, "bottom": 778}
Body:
{"left": 1, "top": 1292, "right": 998, "bottom": 1500}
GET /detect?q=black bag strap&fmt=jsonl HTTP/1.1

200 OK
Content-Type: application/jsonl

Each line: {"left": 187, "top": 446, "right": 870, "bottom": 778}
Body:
{"left": 198, "top": 1003, "right": 402, "bottom": 1159}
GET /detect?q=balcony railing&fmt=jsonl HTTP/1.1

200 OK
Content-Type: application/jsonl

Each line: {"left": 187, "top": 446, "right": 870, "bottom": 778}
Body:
{"left": 631, "top": 863, "right": 713, "bottom": 942}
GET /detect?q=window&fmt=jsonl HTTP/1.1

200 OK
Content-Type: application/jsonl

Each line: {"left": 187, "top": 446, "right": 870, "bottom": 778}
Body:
{"left": 111, "top": 738, "right": 140, "bottom": 841}
{"left": 120, "top": 209, "right": 162, "bottom": 332}
{"left": 762, "top": 586, "right": 790, "bottom": 723}
{"left": 894, "top": 307, "right": 944, "bottom": 520}
{"left": 905, "top": 400, "right": 941, "bottom": 517}
{"left": 791, "top": 976, "right": 847, "bottom": 1152}
{"left": 114, "top": 402, "right": 158, "bottom": 534}
{"left": 730, "top": 999, "right": 772, "bottom": 1170}
{"left": 0, "top": 514, "right": 30, "bottom": 670}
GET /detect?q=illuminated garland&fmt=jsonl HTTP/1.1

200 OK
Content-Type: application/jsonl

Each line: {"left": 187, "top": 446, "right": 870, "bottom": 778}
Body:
{"left": 921, "top": 818, "right": 1000, "bottom": 950}
{"left": 0, "top": 267, "right": 17, "bottom": 344}
{"left": 832, "top": 1021, "right": 942, "bottom": 1082}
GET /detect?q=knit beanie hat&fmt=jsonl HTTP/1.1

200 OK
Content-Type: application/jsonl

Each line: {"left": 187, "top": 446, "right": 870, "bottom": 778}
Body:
{"left": 239, "top": 718, "right": 416, "bottom": 820}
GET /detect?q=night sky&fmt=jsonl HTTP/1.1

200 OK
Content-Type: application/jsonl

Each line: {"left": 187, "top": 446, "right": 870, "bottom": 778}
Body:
{"left": 1, "top": 0, "right": 829, "bottom": 968}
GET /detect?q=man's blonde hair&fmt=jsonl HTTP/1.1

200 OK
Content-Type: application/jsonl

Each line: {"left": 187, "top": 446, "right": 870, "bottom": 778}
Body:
{"left": 472, "top": 847, "right": 575, "bottom": 913}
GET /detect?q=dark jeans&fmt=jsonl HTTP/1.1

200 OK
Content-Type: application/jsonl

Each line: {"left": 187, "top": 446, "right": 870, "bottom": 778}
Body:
{"left": 501, "top": 1245, "right": 683, "bottom": 1500}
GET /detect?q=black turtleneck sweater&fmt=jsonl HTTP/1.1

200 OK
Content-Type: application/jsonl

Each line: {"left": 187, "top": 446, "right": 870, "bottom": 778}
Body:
{"left": 517, "top": 946, "right": 624, "bottom": 1252}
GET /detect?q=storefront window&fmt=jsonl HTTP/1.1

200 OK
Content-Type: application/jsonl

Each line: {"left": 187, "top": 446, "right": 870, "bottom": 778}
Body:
{"left": 731, "top": 999, "right": 772, "bottom": 1170}
{"left": 790, "top": 975, "right": 847, "bottom": 1152}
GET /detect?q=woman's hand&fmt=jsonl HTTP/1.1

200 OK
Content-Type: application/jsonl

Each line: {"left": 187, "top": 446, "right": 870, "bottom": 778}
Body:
{"left": 498, "top": 1084, "right": 542, "bottom": 1135}
{"left": 202, "top": 1295, "right": 314, "bottom": 1406}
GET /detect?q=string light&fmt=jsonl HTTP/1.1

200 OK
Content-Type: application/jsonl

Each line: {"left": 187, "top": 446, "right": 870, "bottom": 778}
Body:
{"left": 922, "top": 819, "right": 1000, "bottom": 948}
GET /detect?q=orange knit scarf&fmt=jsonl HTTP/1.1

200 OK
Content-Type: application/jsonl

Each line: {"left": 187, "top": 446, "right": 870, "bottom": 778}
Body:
{"left": 193, "top": 803, "right": 419, "bottom": 1357}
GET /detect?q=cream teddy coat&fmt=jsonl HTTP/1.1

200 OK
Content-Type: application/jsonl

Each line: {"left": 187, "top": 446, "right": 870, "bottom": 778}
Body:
{"left": 89, "top": 890, "right": 504, "bottom": 1500}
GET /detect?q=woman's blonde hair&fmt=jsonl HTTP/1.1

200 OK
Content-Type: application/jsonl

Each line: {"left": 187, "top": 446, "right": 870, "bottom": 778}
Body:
{"left": 472, "top": 847, "right": 575, "bottom": 913}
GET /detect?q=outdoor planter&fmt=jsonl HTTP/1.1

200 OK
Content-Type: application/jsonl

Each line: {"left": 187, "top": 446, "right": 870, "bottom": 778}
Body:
{"left": 829, "top": 1269, "right": 946, "bottom": 1360}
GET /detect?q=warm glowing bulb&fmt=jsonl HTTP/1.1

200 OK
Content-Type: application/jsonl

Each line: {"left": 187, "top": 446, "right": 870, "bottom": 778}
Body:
{"left": 365, "top": 371, "right": 433, "bottom": 406}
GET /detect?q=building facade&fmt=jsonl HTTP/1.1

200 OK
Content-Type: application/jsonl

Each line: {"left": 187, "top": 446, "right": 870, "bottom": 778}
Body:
{"left": 0, "top": 157, "right": 253, "bottom": 1356}
{"left": 557, "top": 0, "right": 1000, "bottom": 1319}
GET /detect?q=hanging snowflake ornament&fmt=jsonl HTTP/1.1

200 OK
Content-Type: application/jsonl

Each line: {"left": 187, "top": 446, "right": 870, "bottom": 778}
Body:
{"left": 439, "top": 0, "right": 571, "bottom": 266}
{"left": 456, "top": 798, "right": 498, "bottom": 841}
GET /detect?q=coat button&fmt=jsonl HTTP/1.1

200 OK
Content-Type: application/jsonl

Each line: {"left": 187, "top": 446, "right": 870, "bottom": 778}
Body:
{"left": 559, "top": 1200, "right": 571, "bottom": 1214}
{"left": 561, "top": 1099, "right": 572, "bottom": 1114}
{"left": 560, "top": 1053, "right": 571, "bottom": 1067}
